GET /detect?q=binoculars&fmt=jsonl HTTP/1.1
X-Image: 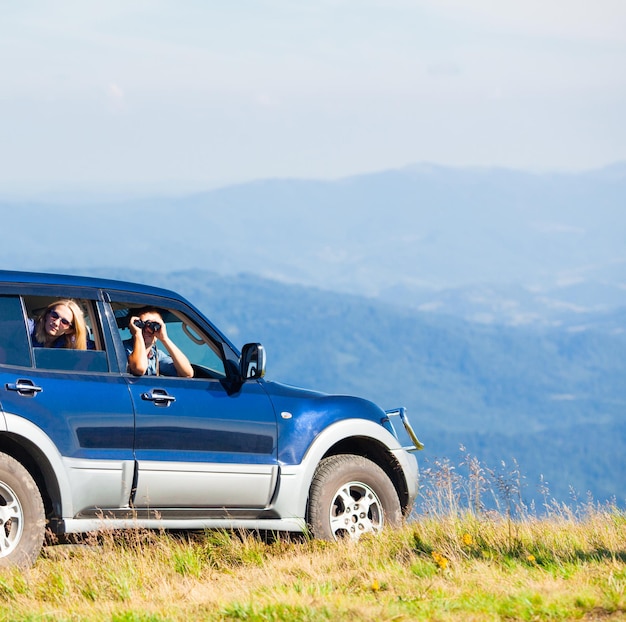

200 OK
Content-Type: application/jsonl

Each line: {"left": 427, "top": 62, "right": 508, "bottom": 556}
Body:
{"left": 134, "top": 319, "right": 162, "bottom": 332}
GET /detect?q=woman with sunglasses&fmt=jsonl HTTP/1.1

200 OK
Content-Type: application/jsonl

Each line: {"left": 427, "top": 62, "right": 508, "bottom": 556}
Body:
{"left": 30, "top": 299, "right": 89, "bottom": 349}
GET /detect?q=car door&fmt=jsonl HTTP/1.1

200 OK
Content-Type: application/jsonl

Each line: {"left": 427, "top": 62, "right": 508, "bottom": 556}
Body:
{"left": 0, "top": 291, "right": 136, "bottom": 517}
{"left": 106, "top": 294, "right": 279, "bottom": 512}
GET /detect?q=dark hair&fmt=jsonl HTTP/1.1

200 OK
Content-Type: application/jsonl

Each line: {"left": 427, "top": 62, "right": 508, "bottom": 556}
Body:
{"left": 133, "top": 306, "right": 164, "bottom": 317}
{"left": 128, "top": 306, "right": 164, "bottom": 328}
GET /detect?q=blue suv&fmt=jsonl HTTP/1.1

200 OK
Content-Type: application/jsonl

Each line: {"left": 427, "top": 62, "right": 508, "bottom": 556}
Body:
{"left": 0, "top": 271, "right": 422, "bottom": 567}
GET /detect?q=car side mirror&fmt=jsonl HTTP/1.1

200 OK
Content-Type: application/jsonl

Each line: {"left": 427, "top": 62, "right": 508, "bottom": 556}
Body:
{"left": 240, "top": 343, "right": 266, "bottom": 380}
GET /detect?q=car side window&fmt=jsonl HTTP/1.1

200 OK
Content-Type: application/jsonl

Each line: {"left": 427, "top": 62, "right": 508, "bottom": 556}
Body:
{"left": 113, "top": 303, "right": 227, "bottom": 379}
{"left": 0, "top": 296, "right": 31, "bottom": 367}
{"left": 23, "top": 296, "right": 109, "bottom": 373}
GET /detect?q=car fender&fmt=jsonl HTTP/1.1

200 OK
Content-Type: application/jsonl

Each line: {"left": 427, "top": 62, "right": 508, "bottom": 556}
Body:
{"left": 273, "top": 417, "right": 417, "bottom": 521}
{"left": 2, "top": 411, "right": 84, "bottom": 518}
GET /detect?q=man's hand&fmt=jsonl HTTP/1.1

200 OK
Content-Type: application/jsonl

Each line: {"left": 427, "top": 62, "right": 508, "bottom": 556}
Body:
{"left": 129, "top": 316, "right": 142, "bottom": 337}
{"left": 153, "top": 321, "right": 168, "bottom": 342}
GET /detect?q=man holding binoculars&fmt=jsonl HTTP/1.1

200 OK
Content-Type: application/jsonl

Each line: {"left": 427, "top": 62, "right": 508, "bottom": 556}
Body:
{"left": 125, "top": 307, "right": 194, "bottom": 378}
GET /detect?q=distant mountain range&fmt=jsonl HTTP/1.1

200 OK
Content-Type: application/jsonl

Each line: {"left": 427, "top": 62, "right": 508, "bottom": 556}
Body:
{"left": 2, "top": 162, "right": 625, "bottom": 326}
{"left": 2, "top": 162, "right": 625, "bottom": 507}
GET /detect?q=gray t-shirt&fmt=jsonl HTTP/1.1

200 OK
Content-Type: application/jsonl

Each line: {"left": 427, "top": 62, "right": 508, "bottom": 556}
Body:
{"left": 123, "top": 339, "right": 177, "bottom": 376}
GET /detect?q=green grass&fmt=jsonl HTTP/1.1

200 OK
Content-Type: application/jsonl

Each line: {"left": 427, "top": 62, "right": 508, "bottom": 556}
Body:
{"left": 2, "top": 452, "right": 625, "bottom": 621}
{"left": 0, "top": 509, "right": 624, "bottom": 621}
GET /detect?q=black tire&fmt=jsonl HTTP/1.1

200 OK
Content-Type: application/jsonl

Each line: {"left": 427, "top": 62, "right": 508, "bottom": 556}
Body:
{"left": 0, "top": 453, "right": 46, "bottom": 569}
{"left": 308, "top": 454, "right": 402, "bottom": 540}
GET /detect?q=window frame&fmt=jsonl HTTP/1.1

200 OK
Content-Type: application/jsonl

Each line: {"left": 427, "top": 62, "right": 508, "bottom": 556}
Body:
{"left": 0, "top": 294, "right": 33, "bottom": 369}
{"left": 0, "top": 284, "right": 118, "bottom": 374}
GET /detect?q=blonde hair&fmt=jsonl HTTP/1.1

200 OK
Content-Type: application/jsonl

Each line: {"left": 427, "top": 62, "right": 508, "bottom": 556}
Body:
{"left": 35, "top": 299, "right": 88, "bottom": 350}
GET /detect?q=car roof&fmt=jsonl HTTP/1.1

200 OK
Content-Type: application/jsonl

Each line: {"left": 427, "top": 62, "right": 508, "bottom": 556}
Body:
{"left": 0, "top": 270, "right": 241, "bottom": 356}
{"left": 0, "top": 270, "right": 180, "bottom": 299}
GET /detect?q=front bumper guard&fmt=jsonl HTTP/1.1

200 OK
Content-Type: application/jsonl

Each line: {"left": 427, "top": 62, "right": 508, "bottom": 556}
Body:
{"left": 385, "top": 407, "right": 425, "bottom": 451}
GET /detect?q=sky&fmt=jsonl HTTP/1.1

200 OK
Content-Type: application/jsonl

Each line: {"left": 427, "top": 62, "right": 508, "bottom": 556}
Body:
{"left": 1, "top": 0, "right": 625, "bottom": 196}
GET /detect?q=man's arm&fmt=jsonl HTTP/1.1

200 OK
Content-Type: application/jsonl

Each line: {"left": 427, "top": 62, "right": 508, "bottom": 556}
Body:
{"left": 157, "top": 326, "right": 194, "bottom": 378}
{"left": 126, "top": 317, "right": 149, "bottom": 376}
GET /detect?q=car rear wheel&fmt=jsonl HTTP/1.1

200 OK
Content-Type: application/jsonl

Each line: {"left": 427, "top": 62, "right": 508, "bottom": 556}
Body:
{"left": 308, "top": 454, "right": 402, "bottom": 540}
{"left": 0, "top": 453, "right": 46, "bottom": 568}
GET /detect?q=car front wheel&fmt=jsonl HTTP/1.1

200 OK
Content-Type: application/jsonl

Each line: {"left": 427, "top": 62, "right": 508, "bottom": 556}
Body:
{"left": 0, "top": 453, "right": 46, "bottom": 568}
{"left": 308, "top": 454, "right": 402, "bottom": 540}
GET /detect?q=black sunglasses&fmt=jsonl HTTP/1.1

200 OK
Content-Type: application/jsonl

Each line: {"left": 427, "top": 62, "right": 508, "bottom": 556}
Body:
{"left": 49, "top": 309, "right": 73, "bottom": 328}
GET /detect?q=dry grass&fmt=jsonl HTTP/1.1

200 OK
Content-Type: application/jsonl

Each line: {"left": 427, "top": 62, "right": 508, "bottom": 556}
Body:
{"left": 1, "top": 452, "right": 625, "bottom": 621}
{"left": 0, "top": 509, "right": 624, "bottom": 621}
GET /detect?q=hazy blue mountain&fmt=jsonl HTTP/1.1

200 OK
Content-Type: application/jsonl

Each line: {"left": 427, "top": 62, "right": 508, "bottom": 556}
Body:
{"left": 2, "top": 163, "right": 625, "bottom": 326}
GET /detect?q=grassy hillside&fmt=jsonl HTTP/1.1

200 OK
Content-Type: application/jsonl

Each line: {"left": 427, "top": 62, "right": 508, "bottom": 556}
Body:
{"left": 2, "top": 500, "right": 626, "bottom": 620}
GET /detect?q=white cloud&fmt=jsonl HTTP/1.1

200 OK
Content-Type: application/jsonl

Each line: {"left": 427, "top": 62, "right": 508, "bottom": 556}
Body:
{"left": 549, "top": 393, "right": 577, "bottom": 401}
{"left": 1, "top": 1, "right": 625, "bottom": 186}
{"left": 254, "top": 93, "right": 278, "bottom": 108}
{"left": 107, "top": 83, "right": 126, "bottom": 110}
{"left": 418, "top": 0, "right": 626, "bottom": 42}
{"left": 532, "top": 222, "right": 587, "bottom": 235}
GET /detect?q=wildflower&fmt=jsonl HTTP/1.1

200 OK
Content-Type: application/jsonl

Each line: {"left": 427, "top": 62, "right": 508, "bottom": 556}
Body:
{"left": 462, "top": 533, "right": 473, "bottom": 547}
{"left": 371, "top": 579, "right": 380, "bottom": 592}
{"left": 526, "top": 554, "right": 537, "bottom": 564}
{"left": 431, "top": 551, "right": 449, "bottom": 570}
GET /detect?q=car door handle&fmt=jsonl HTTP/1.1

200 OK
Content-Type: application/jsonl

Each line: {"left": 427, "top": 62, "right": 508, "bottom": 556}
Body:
{"left": 141, "top": 389, "right": 176, "bottom": 406}
{"left": 5, "top": 379, "right": 43, "bottom": 397}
